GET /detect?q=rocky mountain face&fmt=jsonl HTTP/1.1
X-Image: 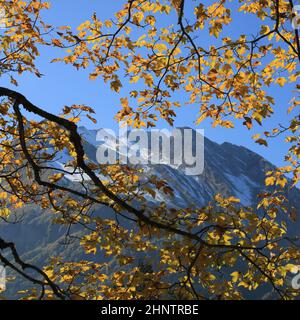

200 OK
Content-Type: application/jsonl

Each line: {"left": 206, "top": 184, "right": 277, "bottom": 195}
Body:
{"left": 1, "top": 127, "right": 299, "bottom": 298}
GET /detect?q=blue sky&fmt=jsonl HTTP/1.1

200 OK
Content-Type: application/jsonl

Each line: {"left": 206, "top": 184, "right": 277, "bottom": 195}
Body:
{"left": 0, "top": 0, "right": 297, "bottom": 168}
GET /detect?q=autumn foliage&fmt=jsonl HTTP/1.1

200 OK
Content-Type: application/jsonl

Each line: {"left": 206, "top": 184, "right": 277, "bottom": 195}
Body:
{"left": 0, "top": 0, "right": 300, "bottom": 300}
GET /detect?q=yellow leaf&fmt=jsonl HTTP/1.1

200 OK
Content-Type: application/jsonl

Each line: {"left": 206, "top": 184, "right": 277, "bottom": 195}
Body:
{"left": 255, "top": 139, "right": 268, "bottom": 147}
{"left": 285, "top": 264, "right": 299, "bottom": 274}
{"left": 154, "top": 43, "right": 167, "bottom": 52}
{"left": 265, "top": 176, "right": 275, "bottom": 186}
{"left": 0, "top": 208, "right": 10, "bottom": 217}
{"left": 0, "top": 192, "right": 8, "bottom": 200}
{"left": 110, "top": 79, "right": 122, "bottom": 92}
{"left": 130, "top": 75, "right": 140, "bottom": 83}
{"left": 231, "top": 271, "right": 239, "bottom": 283}
{"left": 276, "top": 77, "right": 287, "bottom": 87}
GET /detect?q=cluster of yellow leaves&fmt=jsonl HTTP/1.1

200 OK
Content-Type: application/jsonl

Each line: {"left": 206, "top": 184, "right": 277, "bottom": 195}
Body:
{"left": 0, "top": 0, "right": 51, "bottom": 83}
{"left": 19, "top": 194, "right": 298, "bottom": 300}
{"left": 258, "top": 113, "right": 300, "bottom": 189}
{"left": 49, "top": 0, "right": 299, "bottom": 133}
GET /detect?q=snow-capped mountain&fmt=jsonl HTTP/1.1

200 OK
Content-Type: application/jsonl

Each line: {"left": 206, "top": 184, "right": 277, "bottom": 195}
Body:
{"left": 77, "top": 126, "right": 300, "bottom": 209}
